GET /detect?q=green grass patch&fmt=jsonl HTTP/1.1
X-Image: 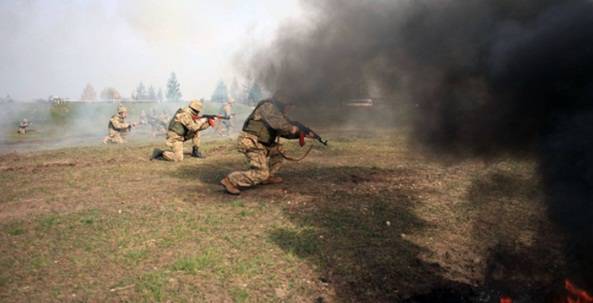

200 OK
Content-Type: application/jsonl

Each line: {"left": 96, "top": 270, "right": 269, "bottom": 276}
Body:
{"left": 5, "top": 223, "right": 25, "bottom": 236}
{"left": 172, "top": 249, "right": 221, "bottom": 274}
{"left": 230, "top": 287, "right": 249, "bottom": 303}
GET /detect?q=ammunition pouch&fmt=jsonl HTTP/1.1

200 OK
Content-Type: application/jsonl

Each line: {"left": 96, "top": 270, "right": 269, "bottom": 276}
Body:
{"left": 243, "top": 119, "right": 276, "bottom": 146}
{"left": 168, "top": 120, "right": 186, "bottom": 136}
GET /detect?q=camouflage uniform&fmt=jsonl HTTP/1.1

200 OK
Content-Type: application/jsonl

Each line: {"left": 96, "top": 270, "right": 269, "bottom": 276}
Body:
{"left": 219, "top": 100, "right": 234, "bottom": 135}
{"left": 103, "top": 106, "right": 132, "bottom": 144}
{"left": 224, "top": 99, "right": 295, "bottom": 189}
{"left": 160, "top": 101, "right": 210, "bottom": 161}
{"left": 17, "top": 119, "right": 30, "bottom": 135}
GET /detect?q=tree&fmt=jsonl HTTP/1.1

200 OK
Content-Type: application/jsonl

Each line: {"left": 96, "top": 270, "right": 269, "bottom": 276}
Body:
{"left": 100, "top": 87, "right": 121, "bottom": 101}
{"left": 80, "top": 83, "right": 97, "bottom": 101}
{"left": 134, "top": 82, "right": 147, "bottom": 100}
{"left": 148, "top": 85, "right": 157, "bottom": 100}
{"left": 166, "top": 72, "right": 182, "bottom": 101}
{"left": 247, "top": 83, "right": 263, "bottom": 106}
{"left": 230, "top": 78, "right": 241, "bottom": 101}
{"left": 211, "top": 80, "right": 229, "bottom": 103}
{"left": 157, "top": 88, "right": 164, "bottom": 102}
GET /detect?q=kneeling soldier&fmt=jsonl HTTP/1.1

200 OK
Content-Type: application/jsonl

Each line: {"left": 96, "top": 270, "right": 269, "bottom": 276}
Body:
{"left": 220, "top": 91, "right": 314, "bottom": 195}
{"left": 152, "top": 100, "right": 212, "bottom": 161}
{"left": 103, "top": 105, "right": 134, "bottom": 144}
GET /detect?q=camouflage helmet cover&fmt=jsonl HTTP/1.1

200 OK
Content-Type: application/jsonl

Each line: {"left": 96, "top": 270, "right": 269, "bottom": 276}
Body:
{"left": 117, "top": 105, "right": 128, "bottom": 113}
{"left": 189, "top": 99, "right": 203, "bottom": 112}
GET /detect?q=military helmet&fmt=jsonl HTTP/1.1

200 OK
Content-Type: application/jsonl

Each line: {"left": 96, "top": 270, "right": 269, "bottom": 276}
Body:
{"left": 118, "top": 105, "right": 128, "bottom": 114}
{"left": 189, "top": 99, "right": 203, "bottom": 112}
{"left": 227, "top": 97, "right": 235, "bottom": 104}
{"left": 22, "top": 118, "right": 28, "bottom": 123}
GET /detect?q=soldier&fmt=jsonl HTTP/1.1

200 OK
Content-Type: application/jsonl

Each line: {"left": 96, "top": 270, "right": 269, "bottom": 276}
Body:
{"left": 151, "top": 100, "right": 213, "bottom": 161}
{"left": 17, "top": 118, "right": 30, "bottom": 135}
{"left": 220, "top": 91, "right": 315, "bottom": 195}
{"left": 217, "top": 97, "right": 234, "bottom": 136}
{"left": 103, "top": 105, "right": 135, "bottom": 144}
{"left": 138, "top": 110, "right": 147, "bottom": 126}
{"left": 147, "top": 108, "right": 167, "bottom": 137}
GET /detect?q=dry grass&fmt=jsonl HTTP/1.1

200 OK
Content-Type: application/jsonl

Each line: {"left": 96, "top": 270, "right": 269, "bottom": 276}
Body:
{"left": 0, "top": 128, "right": 565, "bottom": 302}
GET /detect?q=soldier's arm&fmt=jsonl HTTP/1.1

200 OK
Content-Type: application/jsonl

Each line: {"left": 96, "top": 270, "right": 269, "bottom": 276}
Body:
{"left": 259, "top": 103, "right": 296, "bottom": 135}
{"left": 110, "top": 117, "right": 130, "bottom": 130}
{"left": 180, "top": 113, "right": 209, "bottom": 133}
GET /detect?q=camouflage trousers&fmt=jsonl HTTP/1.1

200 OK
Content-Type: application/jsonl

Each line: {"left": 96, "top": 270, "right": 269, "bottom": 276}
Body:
{"left": 162, "top": 131, "right": 201, "bottom": 162}
{"left": 103, "top": 130, "right": 126, "bottom": 144}
{"left": 227, "top": 132, "right": 284, "bottom": 188}
{"left": 17, "top": 128, "right": 27, "bottom": 135}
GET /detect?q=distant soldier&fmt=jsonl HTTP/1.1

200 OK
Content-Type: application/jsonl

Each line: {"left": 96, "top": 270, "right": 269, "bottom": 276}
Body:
{"left": 139, "top": 110, "right": 147, "bottom": 125}
{"left": 147, "top": 108, "right": 167, "bottom": 137}
{"left": 151, "top": 100, "right": 214, "bottom": 161}
{"left": 17, "top": 118, "right": 30, "bottom": 135}
{"left": 103, "top": 105, "right": 135, "bottom": 144}
{"left": 220, "top": 91, "right": 316, "bottom": 195}
{"left": 217, "top": 97, "right": 234, "bottom": 136}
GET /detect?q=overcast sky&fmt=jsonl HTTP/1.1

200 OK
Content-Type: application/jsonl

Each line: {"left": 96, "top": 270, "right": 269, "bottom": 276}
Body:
{"left": 0, "top": 0, "right": 303, "bottom": 100}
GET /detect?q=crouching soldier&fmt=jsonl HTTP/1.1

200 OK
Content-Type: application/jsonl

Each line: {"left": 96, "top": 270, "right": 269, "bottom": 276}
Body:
{"left": 220, "top": 91, "right": 315, "bottom": 195}
{"left": 103, "top": 105, "right": 135, "bottom": 144}
{"left": 17, "top": 118, "right": 30, "bottom": 135}
{"left": 151, "top": 100, "right": 213, "bottom": 161}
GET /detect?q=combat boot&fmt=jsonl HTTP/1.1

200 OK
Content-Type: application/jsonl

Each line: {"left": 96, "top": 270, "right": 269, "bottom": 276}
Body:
{"left": 220, "top": 177, "right": 240, "bottom": 195}
{"left": 192, "top": 146, "right": 205, "bottom": 158}
{"left": 262, "top": 176, "right": 283, "bottom": 185}
{"left": 150, "top": 148, "right": 163, "bottom": 160}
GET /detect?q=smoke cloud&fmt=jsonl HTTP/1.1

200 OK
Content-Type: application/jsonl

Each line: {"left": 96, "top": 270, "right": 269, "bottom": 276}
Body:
{"left": 247, "top": 0, "right": 593, "bottom": 286}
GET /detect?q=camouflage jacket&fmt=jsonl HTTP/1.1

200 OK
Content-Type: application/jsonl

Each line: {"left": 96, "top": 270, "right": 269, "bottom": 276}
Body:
{"left": 242, "top": 100, "right": 294, "bottom": 145}
{"left": 108, "top": 114, "right": 130, "bottom": 132}
{"left": 219, "top": 103, "right": 233, "bottom": 117}
{"left": 167, "top": 107, "right": 209, "bottom": 137}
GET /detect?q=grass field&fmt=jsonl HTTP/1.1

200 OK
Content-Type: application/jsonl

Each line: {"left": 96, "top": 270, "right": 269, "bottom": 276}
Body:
{"left": 0, "top": 124, "right": 567, "bottom": 302}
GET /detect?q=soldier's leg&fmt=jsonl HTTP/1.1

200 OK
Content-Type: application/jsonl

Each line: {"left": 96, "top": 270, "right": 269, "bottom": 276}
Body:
{"left": 268, "top": 144, "right": 285, "bottom": 177}
{"left": 114, "top": 133, "right": 125, "bottom": 144}
{"left": 191, "top": 132, "right": 200, "bottom": 148}
{"left": 162, "top": 139, "right": 184, "bottom": 161}
{"left": 227, "top": 135, "right": 271, "bottom": 187}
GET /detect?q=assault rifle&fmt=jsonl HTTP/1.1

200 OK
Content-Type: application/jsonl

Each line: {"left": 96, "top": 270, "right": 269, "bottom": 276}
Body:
{"left": 293, "top": 121, "right": 328, "bottom": 146}
{"left": 192, "top": 114, "right": 231, "bottom": 127}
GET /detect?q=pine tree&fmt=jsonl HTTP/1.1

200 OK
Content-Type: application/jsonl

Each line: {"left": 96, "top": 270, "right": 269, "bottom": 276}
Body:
{"left": 157, "top": 88, "right": 164, "bottom": 102}
{"left": 100, "top": 87, "right": 121, "bottom": 101}
{"left": 135, "top": 82, "right": 147, "bottom": 100}
{"left": 247, "top": 83, "right": 263, "bottom": 106}
{"left": 80, "top": 83, "right": 97, "bottom": 101}
{"left": 166, "top": 73, "right": 182, "bottom": 101}
{"left": 148, "top": 85, "right": 157, "bottom": 100}
{"left": 230, "top": 78, "right": 241, "bottom": 101}
{"left": 211, "top": 80, "right": 229, "bottom": 103}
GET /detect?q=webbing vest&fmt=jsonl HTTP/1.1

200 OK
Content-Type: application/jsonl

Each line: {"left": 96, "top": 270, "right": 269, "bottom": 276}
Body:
{"left": 168, "top": 108, "right": 187, "bottom": 136}
{"left": 242, "top": 100, "right": 277, "bottom": 145}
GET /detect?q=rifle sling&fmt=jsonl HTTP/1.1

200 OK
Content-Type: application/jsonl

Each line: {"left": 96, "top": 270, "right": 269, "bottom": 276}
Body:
{"left": 277, "top": 145, "right": 314, "bottom": 162}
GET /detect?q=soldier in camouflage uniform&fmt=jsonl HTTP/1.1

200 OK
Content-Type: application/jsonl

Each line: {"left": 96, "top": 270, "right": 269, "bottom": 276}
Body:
{"left": 151, "top": 100, "right": 213, "bottom": 161}
{"left": 17, "top": 118, "right": 30, "bottom": 135}
{"left": 220, "top": 91, "right": 314, "bottom": 195}
{"left": 217, "top": 97, "right": 234, "bottom": 136}
{"left": 103, "top": 105, "right": 135, "bottom": 144}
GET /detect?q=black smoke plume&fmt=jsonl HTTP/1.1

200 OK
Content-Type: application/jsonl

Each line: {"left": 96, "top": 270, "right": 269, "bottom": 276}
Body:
{"left": 247, "top": 0, "right": 593, "bottom": 287}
